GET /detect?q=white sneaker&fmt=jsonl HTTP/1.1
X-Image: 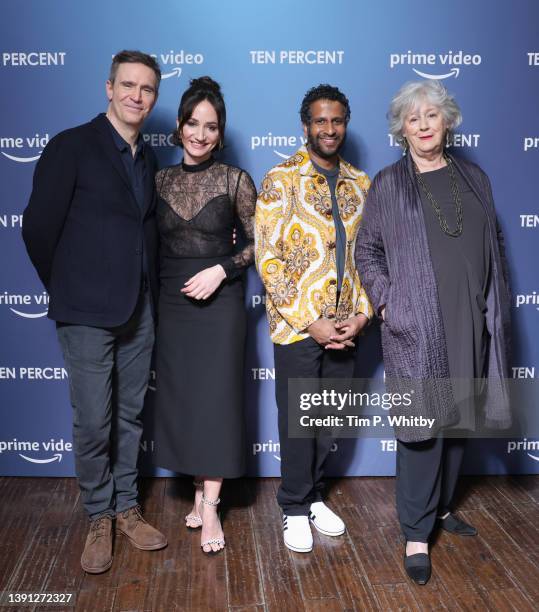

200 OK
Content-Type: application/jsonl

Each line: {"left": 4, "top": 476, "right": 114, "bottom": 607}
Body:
{"left": 309, "top": 502, "right": 345, "bottom": 536}
{"left": 283, "top": 514, "right": 313, "bottom": 553}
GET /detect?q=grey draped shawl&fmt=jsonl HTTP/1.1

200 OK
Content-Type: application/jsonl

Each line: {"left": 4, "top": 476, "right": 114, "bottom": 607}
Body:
{"left": 355, "top": 153, "right": 511, "bottom": 442}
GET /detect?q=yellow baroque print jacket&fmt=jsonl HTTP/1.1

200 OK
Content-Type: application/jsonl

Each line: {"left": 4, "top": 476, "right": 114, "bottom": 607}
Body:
{"left": 255, "top": 145, "right": 373, "bottom": 345}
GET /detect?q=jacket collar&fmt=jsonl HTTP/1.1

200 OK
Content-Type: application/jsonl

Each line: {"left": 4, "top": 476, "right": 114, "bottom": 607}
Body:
{"left": 91, "top": 113, "right": 132, "bottom": 188}
{"left": 107, "top": 116, "right": 145, "bottom": 158}
{"left": 295, "top": 145, "right": 356, "bottom": 179}
{"left": 90, "top": 113, "right": 142, "bottom": 214}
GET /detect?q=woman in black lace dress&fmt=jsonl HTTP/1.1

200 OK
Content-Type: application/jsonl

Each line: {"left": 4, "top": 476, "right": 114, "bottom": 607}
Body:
{"left": 153, "top": 77, "right": 256, "bottom": 553}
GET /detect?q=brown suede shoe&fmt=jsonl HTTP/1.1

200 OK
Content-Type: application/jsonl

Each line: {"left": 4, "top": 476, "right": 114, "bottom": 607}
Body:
{"left": 116, "top": 506, "right": 167, "bottom": 550}
{"left": 81, "top": 516, "right": 113, "bottom": 574}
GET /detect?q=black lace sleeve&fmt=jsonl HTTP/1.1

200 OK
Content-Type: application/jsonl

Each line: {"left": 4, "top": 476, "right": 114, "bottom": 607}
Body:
{"left": 221, "top": 169, "right": 257, "bottom": 279}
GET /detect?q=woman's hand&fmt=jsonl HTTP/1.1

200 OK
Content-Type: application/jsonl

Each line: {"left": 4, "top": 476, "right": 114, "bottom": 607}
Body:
{"left": 181, "top": 265, "right": 226, "bottom": 300}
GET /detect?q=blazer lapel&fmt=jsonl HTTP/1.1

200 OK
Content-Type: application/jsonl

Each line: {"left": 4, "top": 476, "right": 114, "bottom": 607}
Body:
{"left": 142, "top": 148, "right": 155, "bottom": 217}
{"left": 91, "top": 114, "right": 139, "bottom": 211}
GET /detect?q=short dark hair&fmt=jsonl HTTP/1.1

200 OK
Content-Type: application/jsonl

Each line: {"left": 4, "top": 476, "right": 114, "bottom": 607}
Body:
{"left": 300, "top": 84, "right": 351, "bottom": 125}
{"left": 109, "top": 50, "right": 161, "bottom": 91}
{"left": 173, "top": 76, "right": 226, "bottom": 148}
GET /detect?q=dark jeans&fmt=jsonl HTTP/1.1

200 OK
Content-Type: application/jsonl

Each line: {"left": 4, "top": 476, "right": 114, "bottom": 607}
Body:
{"left": 274, "top": 337, "right": 355, "bottom": 516}
{"left": 396, "top": 437, "right": 466, "bottom": 542}
{"left": 57, "top": 289, "right": 154, "bottom": 520}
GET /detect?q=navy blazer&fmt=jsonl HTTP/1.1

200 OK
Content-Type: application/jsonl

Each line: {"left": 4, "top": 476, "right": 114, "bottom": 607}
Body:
{"left": 22, "top": 113, "right": 159, "bottom": 327}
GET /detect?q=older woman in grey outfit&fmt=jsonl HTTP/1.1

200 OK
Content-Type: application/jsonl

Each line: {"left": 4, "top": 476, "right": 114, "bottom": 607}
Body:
{"left": 355, "top": 80, "right": 511, "bottom": 585}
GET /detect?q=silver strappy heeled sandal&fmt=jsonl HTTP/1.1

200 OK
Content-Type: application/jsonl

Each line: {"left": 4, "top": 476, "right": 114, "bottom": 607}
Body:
{"left": 199, "top": 493, "right": 225, "bottom": 554}
{"left": 184, "top": 479, "right": 203, "bottom": 529}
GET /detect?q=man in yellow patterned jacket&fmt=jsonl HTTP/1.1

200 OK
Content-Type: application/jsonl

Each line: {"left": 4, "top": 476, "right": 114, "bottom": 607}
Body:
{"left": 255, "top": 84, "right": 373, "bottom": 553}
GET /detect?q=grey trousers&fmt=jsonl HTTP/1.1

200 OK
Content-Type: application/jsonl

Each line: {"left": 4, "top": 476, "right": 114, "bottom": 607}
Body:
{"left": 57, "top": 289, "right": 154, "bottom": 520}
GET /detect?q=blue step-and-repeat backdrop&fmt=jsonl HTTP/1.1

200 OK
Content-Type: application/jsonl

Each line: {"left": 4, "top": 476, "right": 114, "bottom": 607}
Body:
{"left": 1, "top": 0, "right": 538, "bottom": 477}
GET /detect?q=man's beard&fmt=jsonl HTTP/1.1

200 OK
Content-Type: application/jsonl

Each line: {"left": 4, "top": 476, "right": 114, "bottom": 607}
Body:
{"left": 307, "top": 131, "right": 345, "bottom": 160}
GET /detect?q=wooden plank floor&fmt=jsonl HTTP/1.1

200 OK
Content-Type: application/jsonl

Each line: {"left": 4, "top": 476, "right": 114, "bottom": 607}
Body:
{"left": 0, "top": 475, "right": 538, "bottom": 611}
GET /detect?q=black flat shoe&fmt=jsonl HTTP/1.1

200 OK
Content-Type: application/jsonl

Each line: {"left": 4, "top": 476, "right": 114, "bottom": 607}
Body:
{"left": 438, "top": 513, "right": 477, "bottom": 536}
{"left": 403, "top": 552, "right": 431, "bottom": 585}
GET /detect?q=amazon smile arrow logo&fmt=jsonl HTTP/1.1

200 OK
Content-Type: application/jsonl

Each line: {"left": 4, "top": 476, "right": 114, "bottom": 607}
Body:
{"left": 1, "top": 151, "right": 42, "bottom": 162}
{"left": 9, "top": 307, "right": 48, "bottom": 318}
{"left": 412, "top": 67, "right": 460, "bottom": 80}
{"left": 19, "top": 453, "right": 62, "bottom": 464}
{"left": 161, "top": 67, "right": 182, "bottom": 79}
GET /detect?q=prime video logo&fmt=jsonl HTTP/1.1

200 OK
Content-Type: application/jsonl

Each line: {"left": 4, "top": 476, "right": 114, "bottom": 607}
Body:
{"left": 250, "top": 133, "right": 307, "bottom": 160}
{"left": 0, "top": 291, "right": 49, "bottom": 318}
{"left": 507, "top": 438, "right": 539, "bottom": 462}
{"left": 389, "top": 50, "right": 482, "bottom": 79}
{"left": 0, "top": 437, "right": 72, "bottom": 464}
{"left": 515, "top": 292, "right": 539, "bottom": 311}
{"left": 253, "top": 439, "right": 338, "bottom": 462}
{"left": 148, "top": 50, "right": 204, "bottom": 80}
{"left": 251, "top": 294, "right": 266, "bottom": 308}
{"left": 0, "top": 133, "right": 49, "bottom": 163}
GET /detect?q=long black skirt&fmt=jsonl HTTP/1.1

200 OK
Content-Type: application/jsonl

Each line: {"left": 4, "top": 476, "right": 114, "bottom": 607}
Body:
{"left": 153, "top": 256, "right": 246, "bottom": 478}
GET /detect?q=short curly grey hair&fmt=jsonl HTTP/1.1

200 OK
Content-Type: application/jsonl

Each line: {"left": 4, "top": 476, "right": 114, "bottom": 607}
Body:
{"left": 388, "top": 80, "right": 462, "bottom": 147}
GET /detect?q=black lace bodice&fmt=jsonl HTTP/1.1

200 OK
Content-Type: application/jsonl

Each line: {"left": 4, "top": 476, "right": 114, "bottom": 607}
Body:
{"left": 156, "top": 158, "right": 256, "bottom": 278}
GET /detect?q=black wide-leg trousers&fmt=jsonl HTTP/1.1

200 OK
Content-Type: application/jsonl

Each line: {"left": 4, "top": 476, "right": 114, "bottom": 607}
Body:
{"left": 396, "top": 437, "right": 467, "bottom": 542}
{"left": 274, "top": 337, "right": 355, "bottom": 516}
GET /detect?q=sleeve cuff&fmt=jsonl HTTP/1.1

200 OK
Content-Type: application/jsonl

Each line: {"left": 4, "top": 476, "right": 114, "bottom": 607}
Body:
{"left": 221, "top": 259, "right": 239, "bottom": 279}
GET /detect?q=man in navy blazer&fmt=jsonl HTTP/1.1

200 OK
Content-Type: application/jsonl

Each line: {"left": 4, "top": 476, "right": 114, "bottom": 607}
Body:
{"left": 23, "top": 50, "right": 167, "bottom": 573}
